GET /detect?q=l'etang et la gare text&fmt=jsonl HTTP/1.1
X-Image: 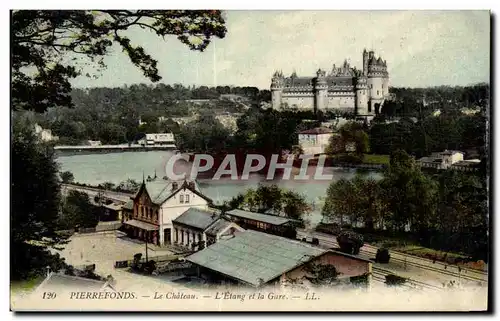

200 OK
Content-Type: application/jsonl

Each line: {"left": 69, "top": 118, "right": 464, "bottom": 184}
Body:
{"left": 62, "top": 291, "right": 319, "bottom": 301}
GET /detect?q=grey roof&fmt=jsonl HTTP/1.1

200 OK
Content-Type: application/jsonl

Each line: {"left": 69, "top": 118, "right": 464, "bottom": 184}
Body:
{"left": 226, "top": 209, "right": 292, "bottom": 226}
{"left": 124, "top": 219, "right": 159, "bottom": 231}
{"left": 133, "top": 179, "right": 209, "bottom": 205}
{"left": 204, "top": 219, "right": 232, "bottom": 236}
{"left": 185, "top": 230, "right": 327, "bottom": 286}
{"left": 173, "top": 208, "right": 220, "bottom": 230}
{"left": 35, "top": 273, "right": 110, "bottom": 292}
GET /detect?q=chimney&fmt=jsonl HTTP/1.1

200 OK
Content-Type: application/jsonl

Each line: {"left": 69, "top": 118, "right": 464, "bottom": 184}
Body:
{"left": 171, "top": 181, "right": 179, "bottom": 191}
{"left": 188, "top": 181, "right": 195, "bottom": 190}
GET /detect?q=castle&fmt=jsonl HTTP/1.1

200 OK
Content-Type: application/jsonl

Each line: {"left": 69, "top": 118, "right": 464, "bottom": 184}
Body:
{"left": 270, "top": 49, "right": 389, "bottom": 115}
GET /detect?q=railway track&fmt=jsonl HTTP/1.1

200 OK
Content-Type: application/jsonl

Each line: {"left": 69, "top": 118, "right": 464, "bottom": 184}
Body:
{"left": 297, "top": 230, "right": 488, "bottom": 285}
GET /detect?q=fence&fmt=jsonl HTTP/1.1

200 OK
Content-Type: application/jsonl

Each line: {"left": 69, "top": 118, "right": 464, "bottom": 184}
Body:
{"left": 114, "top": 254, "right": 183, "bottom": 269}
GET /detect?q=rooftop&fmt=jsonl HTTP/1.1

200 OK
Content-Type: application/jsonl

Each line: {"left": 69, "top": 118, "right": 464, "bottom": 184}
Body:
{"left": 226, "top": 209, "right": 294, "bottom": 226}
{"left": 173, "top": 208, "right": 220, "bottom": 231}
{"left": 133, "top": 180, "right": 211, "bottom": 206}
{"left": 185, "top": 230, "right": 328, "bottom": 286}
{"left": 204, "top": 218, "right": 233, "bottom": 237}
{"left": 35, "top": 273, "right": 112, "bottom": 292}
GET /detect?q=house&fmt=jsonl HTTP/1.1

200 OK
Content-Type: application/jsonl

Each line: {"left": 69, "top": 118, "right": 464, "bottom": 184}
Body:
{"left": 34, "top": 124, "right": 59, "bottom": 142}
{"left": 122, "top": 180, "right": 213, "bottom": 246}
{"left": 172, "top": 208, "right": 244, "bottom": 251}
{"left": 225, "top": 209, "right": 298, "bottom": 239}
{"left": 138, "top": 133, "right": 175, "bottom": 146}
{"left": 297, "top": 127, "right": 335, "bottom": 155}
{"left": 87, "top": 140, "right": 102, "bottom": 146}
{"left": 186, "top": 230, "right": 372, "bottom": 288}
{"left": 417, "top": 150, "right": 465, "bottom": 170}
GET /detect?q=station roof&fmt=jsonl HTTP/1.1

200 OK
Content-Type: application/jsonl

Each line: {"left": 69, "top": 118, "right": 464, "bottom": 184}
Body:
{"left": 226, "top": 209, "right": 294, "bottom": 226}
{"left": 186, "top": 230, "right": 327, "bottom": 286}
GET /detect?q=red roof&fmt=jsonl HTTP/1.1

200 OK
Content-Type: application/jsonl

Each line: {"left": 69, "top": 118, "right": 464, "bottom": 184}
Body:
{"left": 298, "top": 128, "right": 334, "bottom": 135}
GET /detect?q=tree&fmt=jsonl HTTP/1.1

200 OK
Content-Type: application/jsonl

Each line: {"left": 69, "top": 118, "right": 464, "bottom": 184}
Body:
{"left": 380, "top": 150, "right": 438, "bottom": 236}
{"left": 60, "top": 171, "right": 74, "bottom": 184}
{"left": 229, "top": 184, "right": 310, "bottom": 221}
{"left": 11, "top": 117, "right": 67, "bottom": 280}
{"left": 12, "top": 10, "right": 227, "bottom": 112}
{"left": 59, "top": 190, "right": 99, "bottom": 230}
{"left": 11, "top": 10, "right": 227, "bottom": 281}
{"left": 302, "top": 263, "right": 340, "bottom": 287}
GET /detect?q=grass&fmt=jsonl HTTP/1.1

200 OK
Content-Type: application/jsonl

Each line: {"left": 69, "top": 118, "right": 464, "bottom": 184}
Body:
{"left": 362, "top": 154, "right": 390, "bottom": 165}
{"left": 10, "top": 275, "right": 45, "bottom": 295}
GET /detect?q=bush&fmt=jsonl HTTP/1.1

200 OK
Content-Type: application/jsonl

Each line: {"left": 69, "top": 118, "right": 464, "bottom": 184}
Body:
{"left": 376, "top": 248, "right": 391, "bottom": 263}
{"left": 311, "top": 238, "right": 319, "bottom": 245}
{"left": 337, "top": 231, "right": 364, "bottom": 255}
{"left": 385, "top": 274, "right": 406, "bottom": 286}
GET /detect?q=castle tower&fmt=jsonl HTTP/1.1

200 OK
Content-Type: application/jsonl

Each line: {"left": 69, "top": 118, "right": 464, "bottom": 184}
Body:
{"left": 366, "top": 51, "right": 387, "bottom": 115}
{"left": 355, "top": 76, "right": 368, "bottom": 115}
{"left": 271, "top": 70, "right": 283, "bottom": 109}
{"left": 362, "top": 49, "right": 369, "bottom": 76}
{"left": 314, "top": 69, "right": 328, "bottom": 111}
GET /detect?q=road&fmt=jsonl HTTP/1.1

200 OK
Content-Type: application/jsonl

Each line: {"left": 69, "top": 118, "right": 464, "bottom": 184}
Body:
{"left": 61, "top": 184, "right": 133, "bottom": 203}
{"left": 297, "top": 229, "right": 488, "bottom": 290}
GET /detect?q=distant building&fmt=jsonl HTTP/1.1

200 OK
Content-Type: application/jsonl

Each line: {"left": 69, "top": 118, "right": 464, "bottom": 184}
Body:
{"left": 138, "top": 133, "right": 175, "bottom": 146}
{"left": 271, "top": 49, "right": 390, "bottom": 115}
{"left": 417, "top": 150, "right": 468, "bottom": 170}
{"left": 186, "top": 230, "right": 372, "bottom": 288}
{"left": 172, "top": 208, "right": 244, "bottom": 251}
{"left": 87, "top": 140, "right": 102, "bottom": 146}
{"left": 298, "top": 127, "right": 336, "bottom": 155}
{"left": 34, "top": 124, "right": 59, "bottom": 142}
{"left": 122, "top": 180, "right": 213, "bottom": 246}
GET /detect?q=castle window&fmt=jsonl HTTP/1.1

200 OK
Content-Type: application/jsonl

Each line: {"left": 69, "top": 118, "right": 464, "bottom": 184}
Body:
{"left": 179, "top": 194, "right": 185, "bottom": 204}
{"left": 185, "top": 194, "right": 190, "bottom": 204}
{"left": 377, "top": 90, "right": 380, "bottom": 95}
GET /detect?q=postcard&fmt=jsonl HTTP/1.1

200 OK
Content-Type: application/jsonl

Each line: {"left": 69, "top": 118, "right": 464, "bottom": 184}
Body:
{"left": 10, "top": 9, "right": 490, "bottom": 312}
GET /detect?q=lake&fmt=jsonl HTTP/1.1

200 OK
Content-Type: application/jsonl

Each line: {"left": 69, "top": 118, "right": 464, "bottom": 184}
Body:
{"left": 57, "top": 151, "right": 382, "bottom": 225}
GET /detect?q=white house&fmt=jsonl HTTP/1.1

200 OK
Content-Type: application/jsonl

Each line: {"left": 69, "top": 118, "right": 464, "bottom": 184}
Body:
{"left": 417, "top": 150, "right": 465, "bottom": 169}
{"left": 297, "top": 127, "right": 335, "bottom": 155}
{"left": 122, "top": 180, "right": 213, "bottom": 246}
{"left": 34, "top": 124, "right": 59, "bottom": 142}
{"left": 138, "top": 133, "right": 175, "bottom": 146}
{"left": 172, "top": 208, "right": 244, "bottom": 251}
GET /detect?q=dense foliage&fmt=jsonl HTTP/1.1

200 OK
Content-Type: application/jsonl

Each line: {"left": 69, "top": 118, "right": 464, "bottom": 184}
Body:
{"left": 224, "top": 184, "right": 311, "bottom": 221}
{"left": 323, "top": 150, "right": 489, "bottom": 260}
{"left": 11, "top": 117, "right": 67, "bottom": 280}
{"left": 58, "top": 191, "right": 99, "bottom": 230}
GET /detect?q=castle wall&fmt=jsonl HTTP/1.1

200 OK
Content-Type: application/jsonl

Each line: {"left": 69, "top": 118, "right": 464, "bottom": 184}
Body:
{"left": 326, "top": 93, "right": 356, "bottom": 109}
{"left": 382, "top": 77, "right": 390, "bottom": 97}
{"left": 281, "top": 94, "right": 315, "bottom": 109}
{"left": 356, "top": 89, "right": 368, "bottom": 114}
{"left": 271, "top": 90, "right": 282, "bottom": 109}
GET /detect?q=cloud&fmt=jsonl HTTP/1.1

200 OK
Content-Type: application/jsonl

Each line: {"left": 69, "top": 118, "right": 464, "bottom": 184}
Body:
{"left": 71, "top": 11, "right": 490, "bottom": 89}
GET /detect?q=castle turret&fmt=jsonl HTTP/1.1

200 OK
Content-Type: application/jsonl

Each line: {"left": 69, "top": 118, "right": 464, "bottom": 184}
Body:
{"left": 366, "top": 51, "right": 388, "bottom": 115}
{"left": 271, "top": 70, "right": 283, "bottom": 109}
{"left": 314, "top": 69, "right": 327, "bottom": 111}
{"left": 363, "top": 49, "right": 369, "bottom": 76}
{"left": 355, "top": 76, "right": 368, "bottom": 115}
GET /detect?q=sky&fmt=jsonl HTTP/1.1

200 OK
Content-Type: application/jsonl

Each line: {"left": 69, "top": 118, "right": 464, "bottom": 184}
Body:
{"left": 70, "top": 10, "right": 490, "bottom": 90}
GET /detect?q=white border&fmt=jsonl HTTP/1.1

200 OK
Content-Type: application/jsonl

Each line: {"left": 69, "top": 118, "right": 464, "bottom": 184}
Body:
{"left": 2, "top": 1, "right": 498, "bottom": 320}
